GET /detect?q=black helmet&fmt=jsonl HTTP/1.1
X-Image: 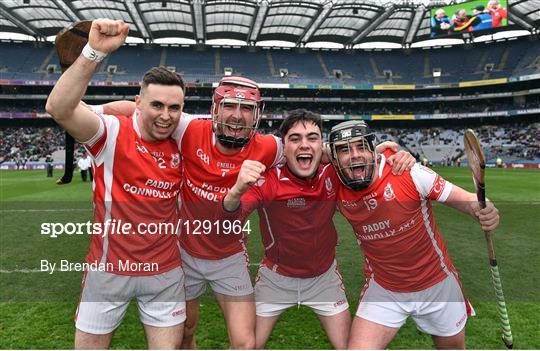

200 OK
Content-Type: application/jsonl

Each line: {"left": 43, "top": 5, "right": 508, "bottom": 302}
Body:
{"left": 329, "top": 120, "right": 377, "bottom": 190}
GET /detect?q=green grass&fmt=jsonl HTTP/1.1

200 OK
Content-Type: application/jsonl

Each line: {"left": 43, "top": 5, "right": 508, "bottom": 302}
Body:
{"left": 1, "top": 168, "right": 539, "bottom": 349}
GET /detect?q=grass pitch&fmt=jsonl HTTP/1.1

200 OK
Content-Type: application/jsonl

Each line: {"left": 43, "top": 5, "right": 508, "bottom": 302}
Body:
{"left": 1, "top": 167, "right": 539, "bottom": 349}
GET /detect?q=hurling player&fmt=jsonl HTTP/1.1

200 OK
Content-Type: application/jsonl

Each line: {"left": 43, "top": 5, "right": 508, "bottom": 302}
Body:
{"left": 99, "top": 82, "right": 406, "bottom": 349}
{"left": 328, "top": 121, "right": 500, "bottom": 349}
{"left": 46, "top": 19, "right": 186, "bottom": 349}
{"left": 222, "top": 110, "right": 415, "bottom": 349}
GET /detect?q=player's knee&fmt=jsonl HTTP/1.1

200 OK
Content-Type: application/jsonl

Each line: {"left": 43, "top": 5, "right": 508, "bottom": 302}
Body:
{"left": 347, "top": 334, "right": 385, "bottom": 350}
{"left": 231, "top": 334, "right": 255, "bottom": 349}
{"left": 334, "top": 339, "right": 348, "bottom": 350}
{"left": 435, "top": 339, "right": 465, "bottom": 350}
{"left": 74, "top": 329, "right": 111, "bottom": 349}
{"left": 255, "top": 340, "right": 266, "bottom": 349}
{"left": 231, "top": 340, "right": 255, "bottom": 349}
{"left": 180, "top": 327, "right": 197, "bottom": 350}
{"left": 433, "top": 331, "right": 465, "bottom": 350}
{"left": 183, "top": 318, "right": 198, "bottom": 337}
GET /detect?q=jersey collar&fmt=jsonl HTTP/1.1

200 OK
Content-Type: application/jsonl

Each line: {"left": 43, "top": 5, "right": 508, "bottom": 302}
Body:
{"left": 132, "top": 109, "right": 141, "bottom": 138}
{"left": 282, "top": 163, "right": 323, "bottom": 188}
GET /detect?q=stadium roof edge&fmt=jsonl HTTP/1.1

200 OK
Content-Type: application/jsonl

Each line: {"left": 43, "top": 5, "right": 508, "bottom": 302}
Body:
{"left": 0, "top": 0, "right": 537, "bottom": 48}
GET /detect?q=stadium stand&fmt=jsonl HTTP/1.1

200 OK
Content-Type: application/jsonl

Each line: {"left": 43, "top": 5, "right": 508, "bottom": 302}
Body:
{"left": 219, "top": 48, "right": 270, "bottom": 78}
{"left": 2, "top": 95, "right": 538, "bottom": 115}
{"left": 0, "top": 127, "right": 65, "bottom": 163}
{"left": 2, "top": 124, "right": 538, "bottom": 166}
{"left": 378, "top": 123, "right": 540, "bottom": 164}
{"left": 1, "top": 37, "right": 538, "bottom": 84}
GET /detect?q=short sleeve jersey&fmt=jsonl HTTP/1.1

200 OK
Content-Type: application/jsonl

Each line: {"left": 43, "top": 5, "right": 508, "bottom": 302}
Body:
{"left": 337, "top": 150, "right": 458, "bottom": 292}
{"left": 231, "top": 163, "right": 339, "bottom": 278}
{"left": 172, "top": 116, "right": 282, "bottom": 260}
{"left": 490, "top": 7, "right": 507, "bottom": 27}
{"left": 83, "top": 112, "right": 182, "bottom": 275}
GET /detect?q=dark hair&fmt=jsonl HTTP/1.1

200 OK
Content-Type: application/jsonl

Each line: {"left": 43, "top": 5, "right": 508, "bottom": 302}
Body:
{"left": 141, "top": 66, "right": 185, "bottom": 92}
{"left": 279, "top": 109, "right": 323, "bottom": 138}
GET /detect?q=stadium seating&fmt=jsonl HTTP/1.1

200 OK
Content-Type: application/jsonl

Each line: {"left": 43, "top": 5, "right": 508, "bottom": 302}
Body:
{"left": 270, "top": 49, "right": 325, "bottom": 80}
{"left": 0, "top": 42, "right": 53, "bottom": 80}
{"left": 166, "top": 47, "right": 217, "bottom": 75}
{"left": 383, "top": 124, "right": 540, "bottom": 164}
{"left": 1, "top": 38, "right": 538, "bottom": 84}
{"left": 219, "top": 48, "right": 270, "bottom": 78}
{"left": 2, "top": 124, "right": 538, "bottom": 165}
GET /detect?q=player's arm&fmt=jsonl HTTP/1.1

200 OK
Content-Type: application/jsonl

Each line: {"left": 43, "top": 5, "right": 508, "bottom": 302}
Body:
{"left": 411, "top": 164, "right": 499, "bottom": 232}
{"left": 444, "top": 186, "right": 500, "bottom": 232}
{"left": 46, "top": 19, "right": 129, "bottom": 142}
{"left": 46, "top": 55, "right": 101, "bottom": 142}
{"left": 223, "top": 160, "right": 266, "bottom": 212}
{"left": 101, "top": 100, "right": 136, "bottom": 116}
{"left": 375, "top": 141, "right": 416, "bottom": 175}
{"left": 79, "top": 100, "right": 136, "bottom": 116}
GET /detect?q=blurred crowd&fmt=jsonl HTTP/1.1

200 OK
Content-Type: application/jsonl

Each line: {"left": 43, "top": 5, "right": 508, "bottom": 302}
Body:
{"left": 1, "top": 95, "right": 538, "bottom": 116}
{"left": 1, "top": 122, "right": 537, "bottom": 166}
{"left": 0, "top": 127, "right": 64, "bottom": 164}
{"left": 0, "top": 128, "right": 86, "bottom": 165}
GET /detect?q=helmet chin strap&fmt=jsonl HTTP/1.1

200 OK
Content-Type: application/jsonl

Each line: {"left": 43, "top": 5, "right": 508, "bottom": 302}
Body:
{"left": 216, "top": 134, "right": 251, "bottom": 149}
{"left": 212, "top": 100, "right": 259, "bottom": 148}
{"left": 341, "top": 162, "right": 375, "bottom": 190}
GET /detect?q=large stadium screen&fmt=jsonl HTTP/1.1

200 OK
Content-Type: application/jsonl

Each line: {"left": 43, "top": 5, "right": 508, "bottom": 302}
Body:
{"left": 430, "top": 0, "right": 508, "bottom": 38}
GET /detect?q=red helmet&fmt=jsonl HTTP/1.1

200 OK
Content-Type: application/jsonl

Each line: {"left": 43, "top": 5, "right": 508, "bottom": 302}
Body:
{"left": 211, "top": 76, "right": 263, "bottom": 148}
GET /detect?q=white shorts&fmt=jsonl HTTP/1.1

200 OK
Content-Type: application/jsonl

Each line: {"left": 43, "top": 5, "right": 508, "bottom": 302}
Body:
{"left": 75, "top": 267, "right": 186, "bottom": 335}
{"left": 356, "top": 274, "right": 474, "bottom": 337}
{"left": 256, "top": 260, "right": 349, "bottom": 317}
{"left": 181, "top": 248, "right": 253, "bottom": 300}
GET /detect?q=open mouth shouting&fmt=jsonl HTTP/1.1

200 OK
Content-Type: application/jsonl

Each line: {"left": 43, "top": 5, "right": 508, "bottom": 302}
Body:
{"left": 296, "top": 153, "right": 313, "bottom": 170}
{"left": 153, "top": 121, "right": 173, "bottom": 135}
{"left": 225, "top": 124, "right": 246, "bottom": 136}
{"left": 350, "top": 164, "right": 367, "bottom": 179}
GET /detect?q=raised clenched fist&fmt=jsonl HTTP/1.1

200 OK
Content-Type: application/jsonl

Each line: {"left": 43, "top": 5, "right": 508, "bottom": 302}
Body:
{"left": 231, "top": 160, "right": 266, "bottom": 196}
{"left": 89, "top": 19, "right": 129, "bottom": 54}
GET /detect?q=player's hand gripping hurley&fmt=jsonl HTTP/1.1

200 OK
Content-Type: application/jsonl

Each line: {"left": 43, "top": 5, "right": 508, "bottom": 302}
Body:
{"left": 463, "top": 129, "right": 513, "bottom": 349}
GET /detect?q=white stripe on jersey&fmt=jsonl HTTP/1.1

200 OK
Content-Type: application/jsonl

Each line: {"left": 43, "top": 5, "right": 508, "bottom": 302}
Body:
{"left": 420, "top": 198, "right": 452, "bottom": 276}
{"left": 83, "top": 114, "right": 106, "bottom": 165}
{"left": 271, "top": 135, "right": 284, "bottom": 167}
{"left": 410, "top": 164, "right": 453, "bottom": 202}
{"left": 99, "top": 115, "right": 121, "bottom": 265}
{"left": 261, "top": 207, "right": 276, "bottom": 251}
{"left": 171, "top": 112, "right": 196, "bottom": 152}
{"left": 318, "top": 163, "right": 333, "bottom": 180}
{"left": 377, "top": 153, "right": 387, "bottom": 178}
{"left": 132, "top": 110, "right": 141, "bottom": 137}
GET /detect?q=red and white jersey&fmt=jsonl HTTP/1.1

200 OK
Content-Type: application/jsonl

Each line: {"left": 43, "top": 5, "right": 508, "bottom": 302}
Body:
{"left": 231, "top": 163, "right": 339, "bottom": 278}
{"left": 337, "top": 150, "right": 457, "bottom": 292}
{"left": 172, "top": 116, "right": 282, "bottom": 260}
{"left": 83, "top": 112, "right": 182, "bottom": 275}
{"left": 489, "top": 7, "right": 507, "bottom": 27}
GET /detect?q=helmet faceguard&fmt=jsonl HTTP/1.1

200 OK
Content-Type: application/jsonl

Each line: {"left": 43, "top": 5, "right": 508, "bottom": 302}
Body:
{"left": 211, "top": 76, "right": 263, "bottom": 149}
{"left": 329, "top": 121, "right": 377, "bottom": 190}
